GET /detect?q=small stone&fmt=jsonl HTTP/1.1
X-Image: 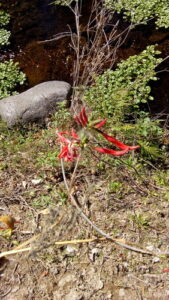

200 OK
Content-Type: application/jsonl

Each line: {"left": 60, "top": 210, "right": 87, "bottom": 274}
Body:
{"left": 66, "top": 245, "right": 77, "bottom": 254}
{"left": 119, "top": 288, "right": 125, "bottom": 297}
{"left": 106, "top": 292, "right": 112, "bottom": 299}
{"left": 50, "top": 268, "right": 59, "bottom": 275}
{"left": 65, "top": 290, "right": 82, "bottom": 300}
{"left": 89, "top": 247, "right": 100, "bottom": 261}
{"left": 152, "top": 257, "right": 160, "bottom": 263}
{"left": 96, "top": 279, "right": 104, "bottom": 290}
{"left": 146, "top": 245, "right": 154, "bottom": 251}
{"left": 31, "top": 179, "right": 42, "bottom": 185}
{"left": 22, "top": 181, "right": 27, "bottom": 188}
{"left": 123, "top": 262, "right": 129, "bottom": 268}
{"left": 58, "top": 273, "right": 76, "bottom": 287}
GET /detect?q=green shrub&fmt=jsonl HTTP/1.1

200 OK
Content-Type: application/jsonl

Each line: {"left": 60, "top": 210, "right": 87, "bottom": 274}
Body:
{"left": 104, "top": 0, "right": 169, "bottom": 28}
{"left": 0, "top": 10, "right": 10, "bottom": 47}
{"left": 84, "top": 45, "right": 166, "bottom": 160}
{"left": 0, "top": 28, "right": 10, "bottom": 46}
{"left": 0, "top": 10, "right": 26, "bottom": 99}
{"left": 0, "top": 10, "right": 10, "bottom": 26}
{"left": 53, "top": 0, "right": 77, "bottom": 5}
{"left": 0, "top": 60, "right": 26, "bottom": 99}
{"left": 84, "top": 45, "right": 162, "bottom": 120}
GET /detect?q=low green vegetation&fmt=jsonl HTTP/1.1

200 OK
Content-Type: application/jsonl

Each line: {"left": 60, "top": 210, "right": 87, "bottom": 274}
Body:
{"left": 53, "top": 0, "right": 169, "bottom": 28}
{"left": 31, "top": 195, "right": 54, "bottom": 208}
{"left": 0, "top": 10, "right": 10, "bottom": 26}
{"left": 0, "top": 60, "right": 26, "bottom": 99}
{"left": 53, "top": 0, "right": 76, "bottom": 5}
{"left": 105, "top": 0, "right": 169, "bottom": 28}
{"left": 129, "top": 212, "right": 150, "bottom": 229}
{"left": 84, "top": 46, "right": 162, "bottom": 119}
{"left": 108, "top": 181, "right": 123, "bottom": 193}
{"left": 0, "top": 28, "right": 10, "bottom": 46}
{"left": 0, "top": 10, "right": 10, "bottom": 46}
{"left": 0, "top": 10, "right": 26, "bottom": 99}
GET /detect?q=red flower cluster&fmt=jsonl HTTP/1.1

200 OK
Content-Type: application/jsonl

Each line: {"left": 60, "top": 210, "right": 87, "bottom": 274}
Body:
{"left": 74, "top": 107, "right": 106, "bottom": 128}
{"left": 74, "top": 107, "right": 140, "bottom": 156}
{"left": 94, "top": 130, "right": 140, "bottom": 156}
{"left": 56, "top": 129, "right": 80, "bottom": 162}
{"left": 57, "top": 107, "right": 140, "bottom": 161}
{"left": 74, "top": 107, "right": 88, "bottom": 127}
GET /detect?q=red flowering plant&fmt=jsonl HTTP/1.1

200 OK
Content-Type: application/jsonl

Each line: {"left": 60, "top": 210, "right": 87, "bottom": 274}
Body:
{"left": 69, "top": 107, "right": 140, "bottom": 158}
{"left": 54, "top": 107, "right": 158, "bottom": 256}
{"left": 55, "top": 109, "right": 169, "bottom": 256}
{"left": 57, "top": 107, "right": 140, "bottom": 161}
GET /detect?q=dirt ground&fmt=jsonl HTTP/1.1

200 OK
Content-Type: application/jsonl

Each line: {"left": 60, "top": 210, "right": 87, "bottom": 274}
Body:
{"left": 1, "top": 160, "right": 169, "bottom": 300}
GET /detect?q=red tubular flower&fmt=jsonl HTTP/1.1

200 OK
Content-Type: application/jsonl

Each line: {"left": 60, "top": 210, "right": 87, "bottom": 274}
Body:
{"left": 74, "top": 107, "right": 88, "bottom": 127}
{"left": 94, "top": 120, "right": 107, "bottom": 128}
{"left": 56, "top": 129, "right": 80, "bottom": 162}
{"left": 74, "top": 115, "right": 84, "bottom": 126}
{"left": 58, "top": 145, "right": 79, "bottom": 161}
{"left": 98, "top": 130, "right": 140, "bottom": 151}
{"left": 71, "top": 128, "right": 79, "bottom": 139}
{"left": 80, "top": 107, "right": 88, "bottom": 126}
{"left": 67, "top": 107, "right": 140, "bottom": 159}
{"left": 94, "top": 130, "right": 140, "bottom": 156}
{"left": 94, "top": 147, "right": 129, "bottom": 156}
{"left": 74, "top": 107, "right": 107, "bottom": 129}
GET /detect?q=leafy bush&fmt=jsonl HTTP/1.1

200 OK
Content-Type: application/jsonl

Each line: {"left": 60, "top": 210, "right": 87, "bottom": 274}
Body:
{"left": 104, "top": 0, "right": 169, "bottom": 28}
{"left": 53, "top": 0, "right": 77, "bottom": 5}
{"left": 84, "top": 45, "right": 165, "bottom": 160}
{"left": 0, "top": 29, "right": 10, "bottom": 46}
{"left": 0, "top": 10, "right": 26, "bottom": 99}
{"left": 0, "top": 60, "right": 26, "bottom": 99}
{"left": 0, "top": 10, "right": 10, "bottom": 47}
{"left": 84, "top": 45, "right": 162, "bottom": 120}
{"left": 0, "top": 10, "right": 10, "bottom": 26}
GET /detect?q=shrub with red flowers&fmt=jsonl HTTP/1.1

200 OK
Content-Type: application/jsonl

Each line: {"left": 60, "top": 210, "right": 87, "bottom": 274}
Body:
{"left": 57, "top": 107, "right": 140, "bottom": 162}
{"left": 54, "top": 107, "right": 169, "bottom": 256}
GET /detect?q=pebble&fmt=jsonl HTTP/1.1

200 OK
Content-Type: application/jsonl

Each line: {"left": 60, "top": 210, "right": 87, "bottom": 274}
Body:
{"left": 152, "top": 257, "right": 160, "bottom": 263}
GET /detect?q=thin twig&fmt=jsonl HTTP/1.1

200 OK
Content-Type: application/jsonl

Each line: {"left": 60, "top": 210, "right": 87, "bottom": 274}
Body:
{"left": 1, "top": 234, "right": 169, "bottom": 258}
{"left": 37, "top": 32, "right": 72, "bottom": 44}
{"left": 0, "top": 237, "right": 118, "bottom": 258}
{"left": 70, "top": 153, "right": 81, "bottom": 188}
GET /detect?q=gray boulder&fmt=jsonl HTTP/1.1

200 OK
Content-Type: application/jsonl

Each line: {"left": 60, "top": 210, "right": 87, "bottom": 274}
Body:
{"left": 0, "top": 81, "right": 71, "bottom": 126}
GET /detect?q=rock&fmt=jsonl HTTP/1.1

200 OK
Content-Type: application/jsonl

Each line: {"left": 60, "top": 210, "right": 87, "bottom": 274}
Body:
{"left": 146, "top": 245, "right": 154, "bottom": 252}
{"left": 31, "top": 179, "right": 43, "bottom": 185}
{"left": 65, "top": 290, "right": 83, "bottom": 300}
{"left": 58, "top": 273, "right": 76, "bottom": 288}
{"left": 119, "top": 288, "right": 125, "bottom": 297}
{"left": 152, "top": 256, "right": 160, "bottom": 263}
{"left": 0, "top": 81, "right": 71, "bottom": 126}
{"left": 65, "top": 245, "right": 77, "bottom": 254}
{"left": 89, "top": 247, "right": 100, "bottom": 262}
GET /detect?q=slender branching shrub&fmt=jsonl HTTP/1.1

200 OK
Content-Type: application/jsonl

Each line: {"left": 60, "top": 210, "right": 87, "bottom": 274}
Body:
{"left": 54, "top": 0, "right": 132, "bottom": 114}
